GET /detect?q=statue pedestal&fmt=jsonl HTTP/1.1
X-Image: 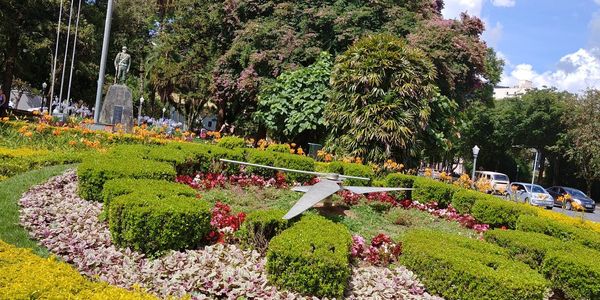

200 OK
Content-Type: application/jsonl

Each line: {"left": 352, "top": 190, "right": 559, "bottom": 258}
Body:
{"left": 99, "top": 84, "right": 134, "bottom": 132}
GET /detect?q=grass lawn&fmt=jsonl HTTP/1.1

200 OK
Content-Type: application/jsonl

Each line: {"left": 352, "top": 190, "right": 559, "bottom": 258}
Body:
{"left": 0, "top": 164, "right": 75, "bottom": 257}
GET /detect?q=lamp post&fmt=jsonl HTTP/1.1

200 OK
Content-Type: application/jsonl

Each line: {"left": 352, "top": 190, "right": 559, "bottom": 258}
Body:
{"left": 162, "top": 107, "right": 166, "bottom": 119}
{"left": 531, "top": 148, "right": 538, "bottom": 185}
{"left": 42, "top": 82, "right": 48, "bottom": 112}
{"left": 471, "top": 145, "right": 480, "bottom": 188}
{"left": 138, "top": 96, "right": 144, "bottom": 125}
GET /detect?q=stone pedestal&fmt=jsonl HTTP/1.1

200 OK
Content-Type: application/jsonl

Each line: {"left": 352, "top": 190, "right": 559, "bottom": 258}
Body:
{"left": 99, "top": 84, "right": 133, "bottom": 132}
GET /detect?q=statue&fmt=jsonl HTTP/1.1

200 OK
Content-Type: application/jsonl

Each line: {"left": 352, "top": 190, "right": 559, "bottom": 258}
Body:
{"left": 114, "top": 46, "right": 131, "bottom": 84}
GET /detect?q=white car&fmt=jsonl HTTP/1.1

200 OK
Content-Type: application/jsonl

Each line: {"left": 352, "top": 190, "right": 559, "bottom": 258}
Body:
{"left": 509, "top": 182, "right": 554, "bottom": 209}
{"left": 475, "top": 171, "right": 510, "bottom": 194}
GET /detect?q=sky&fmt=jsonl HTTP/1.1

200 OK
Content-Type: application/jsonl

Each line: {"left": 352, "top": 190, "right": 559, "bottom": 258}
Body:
{"left": 442, "top": 0, "right": 600, "bottom": 93}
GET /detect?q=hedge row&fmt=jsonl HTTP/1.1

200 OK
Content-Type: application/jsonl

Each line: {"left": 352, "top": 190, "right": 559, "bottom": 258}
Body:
{"left": 108, "top": 191, "right": 211, "bottom": 255}
{"left": 327, "top": 161, "right": 374, "bottom": 186}
{"left": 0, "top": 240, "right": 156, "bottom": 299}
{"left": 246, "top": 149, "right": 315, "bottom": 182}
{"left": 485, "top": 229, "right": 600, "bottom": 299}
{"left": 516, "top": 214, "right": 600, "bottom": 252}
{"left": 0, "top": 147, "right": 88, "bottom": 178}
{"left": 400, "top": 230, "right": 548, "bottom": 300}
{"left": 237, "top": 209, "right": 292, "bottom": 253}
{"left": 267, "top": 215, "right": 352, "bottom": 298}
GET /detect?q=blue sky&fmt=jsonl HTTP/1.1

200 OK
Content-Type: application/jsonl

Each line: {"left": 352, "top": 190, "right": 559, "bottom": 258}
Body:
{"left": 442, "top": 0, "right": 600, "bottom": 92}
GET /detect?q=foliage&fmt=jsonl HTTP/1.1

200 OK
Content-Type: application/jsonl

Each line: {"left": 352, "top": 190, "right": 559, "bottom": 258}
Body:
{"left": 412, "top": 177, "right": 460, "bottom": 207}
{"left": 267, "top": 215, "right": 352, "bottom": 298}
{"left": 484, "top": 229, "right": 565, "bottom": 269}
{"left": 255, "top": 52, "right": 332, "bottom": 142}
{"left": 0, "top": 240, "right": 157, "bottom": 299}
{"left": 237, "top": 209, "right": 291, "bottom": 253}
{"left": 77, "top": 155, "right": 176, "bottom": 201}
{"left": 350, "top": 234, "right": 402, "bottom": 267}
{"left": 207, "top": 202, "right": 246, "bottom": 244}
{"left": 563, "top": 89, "right": 600, "bottom": 194}
{"left": 325, "top": 34, "right": 437, "bottom": 163}
{"left": 400, "top": 230, "right": 548, "bottom": 300}
{"left": 516, "top": 214, "right": 600, "bottom": 252}
{"left": 328, "top": 161, "right": 375, "bottom": 186}
{"left": 450, "top": 189, "right": 481, "bottom": 214}
{"left": 246, "top": 149, "right": 315, "bottom": 182}
{"left": 109, "top": 192, "right": 211, "bottom": 255}
{"left": 216, "top": 136, "right": 246, "bottom": 149}
{"left": 470, "top": 197, "right": 537, "bottom": 229}
{"left": 384, "top": 173, "right": 417, "bottom": 198}
{"left": 266, "top": 143, "right": 291, "bottom": 153}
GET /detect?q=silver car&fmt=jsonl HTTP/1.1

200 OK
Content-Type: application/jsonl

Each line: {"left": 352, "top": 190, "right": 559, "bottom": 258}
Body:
{"left": 509, "top": 182, "right": 554, "bottom": 209}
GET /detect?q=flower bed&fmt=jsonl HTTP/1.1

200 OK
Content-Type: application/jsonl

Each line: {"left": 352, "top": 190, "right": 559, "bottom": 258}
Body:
{"left": 18, "top": 170, "right": 442, "bottom": 299}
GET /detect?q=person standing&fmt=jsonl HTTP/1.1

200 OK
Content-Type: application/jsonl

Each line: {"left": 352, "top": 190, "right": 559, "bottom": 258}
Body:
{"left": 0, "top": 88, "right": 7, "bottom": 117}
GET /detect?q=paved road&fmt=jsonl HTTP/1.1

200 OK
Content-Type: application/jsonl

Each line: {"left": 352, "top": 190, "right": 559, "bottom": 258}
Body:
{"left": 546, "top": 206, "right": 600, "bottom": 223}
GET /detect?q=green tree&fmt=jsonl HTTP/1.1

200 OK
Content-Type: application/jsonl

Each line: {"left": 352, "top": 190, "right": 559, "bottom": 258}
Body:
{"left": 325, "top": 34, "right": 437, "bottom": 163}
{"left": 254, "top": 52, "right": 332, "bottom": 143}
{"left": 564, "top": 89, "right": 600, "bottom": 195}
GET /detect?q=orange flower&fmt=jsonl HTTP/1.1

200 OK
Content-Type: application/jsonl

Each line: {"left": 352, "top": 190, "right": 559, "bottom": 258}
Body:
{"left": 297, "top": 147, "right": 304, "bottom": 155}
{"left": 52, "top": 129, "right": 61, "bottom": 136}
{"left": 324, "top": 154, "right": 333, "bottom": 162}
{"left": 68, "top": 140, "right": 77, "bottom": 146}
{"left": 23, "top": 131, "right": 33, "bottom": 137}
{"left": 1, "top": 117, "right": 9, "bottom": 121}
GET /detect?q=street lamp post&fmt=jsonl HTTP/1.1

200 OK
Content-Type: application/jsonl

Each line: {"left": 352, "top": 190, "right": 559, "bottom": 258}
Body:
{"left": 162, "top": 107, "right": 166, "bottom": 119}
{"left": 471, "top": 145, "right": 480, "bottom": 188}
{"left": 42, "top": 82, "right": 48, "bottom": 112}
{"left": 138, "top": 96, "right": 144, "bottom": 125}
{"left": 531, "top": 148, "right": 539, "bottom": 185}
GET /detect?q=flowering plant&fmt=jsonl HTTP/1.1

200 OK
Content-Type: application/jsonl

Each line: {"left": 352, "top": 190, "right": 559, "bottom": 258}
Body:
{"left": 207, "top": 202, "right": 246, "bottom": 244}
{"left": 351, "top": 234, "right": 402, "bottom": 266}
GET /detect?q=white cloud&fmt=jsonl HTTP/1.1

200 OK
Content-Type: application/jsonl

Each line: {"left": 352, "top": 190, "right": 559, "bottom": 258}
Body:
{"left": 500, "top": 48, "right": 600, "bottom": 93}
{"left": 491, "top": 0, "right": 516, "bottom": 7}
{"left": 483, "top": 21, "right": 504, "bottom": 47}
{"left": 595, "top": 0, "right": 600, "bottom": 5}
{"left": 442, "top": 0, "right": 484, "bottom": 19}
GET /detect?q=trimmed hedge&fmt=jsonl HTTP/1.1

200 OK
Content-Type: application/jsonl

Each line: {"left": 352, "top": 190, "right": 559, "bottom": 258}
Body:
{"left": 267, "top": 215, "right": 352, "bottom": 298}
{"left": 0, "top": 240, "right": 156, "bottom": 299}
{"left": 384, "top": 173, "right": 418, "bottom": 199}
{"left": 102, "top": 178, "right": 196, "bottom": 214}
{"left": 400, "top": 230, "right": 548, "bottom": 300}
{"left": 450, "top": 189, "right": 481, "bottom": 214}
{"left": 516, "top": 214, "right": 600, "bottom": 252}
{"left": 485, "top": 229, "right": 600, "bottom": 299}
{"left": 470, "top": 197, "right": 537, "bottom": 229}
{"left": 327, "top": 161, "right": 374, "bottom": 186}
{"left": 217, "top": 136, "right": 246, "bottom": 149}
{"left": 108, "top": 193, "right": 211, "bottom": 254}
{"left": 412, "top": 177, "right": 459, "bottom": 207}
{"left": 246, "top": 149, "right": 315, "bottom": 182}
{"left": 266, "top": 143, "right": 291, "bottom": 153}
{"left": 543, "top": 248, "right": 600, "bottom": 299}
{"left": 77, "top": 155, "right": 176, "bottom": 201}
{"left": 237, "top": 209, "right": 291, "bottom": 253}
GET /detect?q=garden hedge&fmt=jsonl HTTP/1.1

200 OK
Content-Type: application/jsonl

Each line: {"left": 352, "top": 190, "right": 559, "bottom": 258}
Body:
{"left": 384, "top": 173, "right": 417, "bottom": 200}
{"left": 486, "top": 229, "right": 600, "bottom": 299}
{"left": 267, "top": 215, "right": 352, "bottom": 298}
{"left": 412, "top": 177, "right": 459, "bottom": 207}
{"left": 470, "top": 197, "right": 537, "bottom": 229}
{"left": 400, "top": 230, "right": 548, "bottom": 300}
{"left": 0, "top": 240, "right": 156, "bottom": 299}
{"left": 216, "top": 136, "right": 246, "bottom": 149}
{"left": 327, "top": 161, "right": 374, "bottom": 186}
{"left": 238, "top": 209, "right": 291, "bottom": 253}
{"left": 450, "top": 189, "right": 482, "bottom": 214}
{"left": 108, "top": 193, "right": 211, "bottom": 254}
{"left": 102, "top": 178, "right": 197, "bottom": 214}
{"left": 246, "top": 149, "right": 315, "bottom": 182}
{"left": 516, "top": 214, "right": 600, "bottom": 252}
{"left": 77, "top": 155, "right": 176, "bottom": 201}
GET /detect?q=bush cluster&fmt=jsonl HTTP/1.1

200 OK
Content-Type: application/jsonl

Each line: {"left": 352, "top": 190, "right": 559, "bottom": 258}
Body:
{"left": 0, "top": 146, "right": 87, "bottom": 178}
{"left": 217, "top": 136, "right": 246, "bottom": 149}
{"left": 412, "top": 177, "right": 459, "bottom": 207}
{"left": 470, "top": 197, "right": 538, "bottom": 229}
{"left": 237, "top": 209, "right": 291, "bottom": 253}
{"left": 516, "top": 214, "right": 600, "bottom": 252}
{"left": 109, "top": 192, "right": 211, "bottom": 254}
{"left": 267, "top": 215, "right": 352, "bottom": 298}
{"left": 485, "top": 229, "right": 600, "bottom": 299}
{"left": 327, "top": 161, "right": 374, "bottom": 186}
{"left": 0, "top": 240, "right": 156, "bottom": 299}
{"left": 246, "top": 149, "right": 315, "bottom": 182}
{"left": 400, "top": 230, "right": 548, "bottom": 300}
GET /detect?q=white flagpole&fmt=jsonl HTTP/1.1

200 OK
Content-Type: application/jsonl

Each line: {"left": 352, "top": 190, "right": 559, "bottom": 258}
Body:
{"left": 49, "top": 0, "right": 64, "bottom": 111}
{"left": 66, "top": 0, "right": 82, "bottom": 106}
{"left": 58, "top": 0, "right": 75, "bottom": 110}
{"left": 93, "top": 0, "right": 114, "bottom": 123}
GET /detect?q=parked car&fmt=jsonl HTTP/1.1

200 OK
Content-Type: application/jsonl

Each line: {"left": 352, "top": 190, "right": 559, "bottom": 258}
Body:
{"left": 508, "top": 182, "right": 554, "bottom": 209}
{"left": 546, "top": 186, "right": 596, "bottom": 212}
{"left": 475, "top": 171, "right": 510, "bottom": 194}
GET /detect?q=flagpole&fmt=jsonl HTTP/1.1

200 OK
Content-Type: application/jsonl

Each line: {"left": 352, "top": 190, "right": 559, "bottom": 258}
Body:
{"left": 58, "top": 0, "right": 75, "bottom": 109}
{"left": 93, "top": 0, "right": 114, "bottom": 123}
{"left": 66, "top": 0, "right": 82, "bottom": 105}
{"left": 50, "top": 0, "right": 64, "bottom": 111}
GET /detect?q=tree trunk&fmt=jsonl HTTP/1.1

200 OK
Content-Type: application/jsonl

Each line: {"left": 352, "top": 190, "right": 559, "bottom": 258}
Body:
{"left": 586, "top": 179, "right": 593, "bottom": 197}
{"left": 2, "top": 32, "right": 19, "bottom": 97}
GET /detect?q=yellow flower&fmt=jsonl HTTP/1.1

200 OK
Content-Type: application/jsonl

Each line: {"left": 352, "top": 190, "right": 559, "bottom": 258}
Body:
{"left": 1, "top": 117, "right": 9, "bottom": 121}
{"left": 23, "top": 131, "right": 33, "bottom": 137}
{"left": 297, "top": 147, "right": 304, "bottom": 155}
{"left": 289, "top": 149, "right": 296, "bottom": 154}
{"left": 68, "top": 140, "right": 77, "bottom": 146}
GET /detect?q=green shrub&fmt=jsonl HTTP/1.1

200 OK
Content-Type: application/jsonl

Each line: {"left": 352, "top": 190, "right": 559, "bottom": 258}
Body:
{"left": 107, "top": 144, "right": 152, "bottom": 159}
{"left": 217, "top": 136, "right": 246, "bottom": 149}
{"left": 102, "top": 178, "right": 196, "bottom": 214}
{"left": 327, "top": 161, "right": 373, "bottom": 186}
{"left": 77, "top": 155, "right": 176, "bottom": 201}
{"left": 542, "top": 247, "right": 600, "bottom": 300}
{"left": 273, "top": 153, "right": 315, "bottom": 183}
{"left": 238, "top": 209, "right": 291, "bottom": 253}
{"left": 485, "top": 229, "right": 564, "bottom": 269}
{"left": 471, "top": 197, "right": 537, "bottom": 229}
{"left": 266, "top": 143, "right": 291, "bottom": 153}
{"left": 108, "top": 193, "right": 211, "bottom": 254}
{"left": 314, "top": 162, "right": 329, "bottom": 173}
{"left": 516, "top": 214, "right": 600, "bottom": 251}
{"left": 400, "top": 230, "right": 548, "bottom": 300}
{"left": 267, "top": 215, "right": 351, "bottom": 298}
{"left": 384, "top": 173, "right": 417, "bottom": 199}
{"left": 450, "top": 189, "right": 481, "bottom": 214}
{"left": 246, "top": 150, "right": 277, "bottom": 177}
{"left": 412, "top": 177, "right": 459, "bottom": 207}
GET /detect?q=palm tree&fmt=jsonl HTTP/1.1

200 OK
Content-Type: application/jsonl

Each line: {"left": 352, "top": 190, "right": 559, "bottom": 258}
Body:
{"left": 325, "top": 34, "right": 437, "bottom": 163}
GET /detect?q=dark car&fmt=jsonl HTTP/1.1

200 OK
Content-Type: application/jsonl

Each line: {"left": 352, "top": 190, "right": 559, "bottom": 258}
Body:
{"left": 546, "top": 186, "right": 596, "bottom": 212}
